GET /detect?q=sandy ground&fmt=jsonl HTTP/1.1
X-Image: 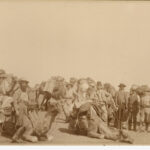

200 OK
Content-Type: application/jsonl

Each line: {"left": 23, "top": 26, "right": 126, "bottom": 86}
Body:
{"left": 0, "top": 115, "right": 150, "bottom": 146}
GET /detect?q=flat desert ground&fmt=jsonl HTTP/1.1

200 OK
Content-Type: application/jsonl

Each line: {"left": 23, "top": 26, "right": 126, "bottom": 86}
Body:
{"left": 0, "top": 115, "right": 149, "bottom": 146}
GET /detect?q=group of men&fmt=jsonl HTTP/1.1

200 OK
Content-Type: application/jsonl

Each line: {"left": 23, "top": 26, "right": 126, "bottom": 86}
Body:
{"left": 61, "top": 79, "right": 150, "bottom": 133}
{"left": 0, "top": 69, "right": 37, "bottom": 142}
{"left": 114, "top": 83, "right": 150, "bottom": 132}
{"left": 0, "top": 69, "right": 150, "bottom": 143}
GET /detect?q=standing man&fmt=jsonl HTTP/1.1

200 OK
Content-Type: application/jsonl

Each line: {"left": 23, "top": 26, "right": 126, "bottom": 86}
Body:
{"left": 128, "top": 86, "right": 140, "bottom": 131}
{"left": 115, "top": 83, "right": 128, "bottom": 129}
{"left": 96, "top": 81, "right": 110, "bottom": 123}
{"left": 13, "top": 78, "right": 29, "bottom": 110}
{"left": 140, "top": 87, "right": 150, "bottom": 132}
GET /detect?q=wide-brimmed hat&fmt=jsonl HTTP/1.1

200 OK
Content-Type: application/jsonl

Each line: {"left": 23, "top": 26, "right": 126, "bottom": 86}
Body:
{"left": 89, "top": 82, "right": 96, "bottom": 87}
{"left": 12, "top": 76, "right": 18, "bottom": 81}
{"left": 70, "top": 77, "right": 77, "bottom": 83}
{"left": 145, "top": 87, "right": 150, "bottom": 92}
{"left": 97, "top": 82, "right": 104, "bottom": 89}
{"left": 86, "top": 77, "right": 94, "bottom": 83}
{"left": 18, "top": 78, "right": 29, "bottom": 83}
{"left": 0, "top": 69, "right": 7, "bottom": 78}
{"left": 118, "top": 83, "right": 126, "bottom": 88}
{"left": 0, "top": 74, "right": 7, "bottom": 78}
{"left": 0, "top": 69, "right": 6, "bottom": 75}
{"left": 135, "top": 85, "right": 149, "bottom": 95}
{"left": 130, "top": 84, "right": 138, "bottom": 91}
{"left": 97, "top": 81, "right": 102, "bottom": 86}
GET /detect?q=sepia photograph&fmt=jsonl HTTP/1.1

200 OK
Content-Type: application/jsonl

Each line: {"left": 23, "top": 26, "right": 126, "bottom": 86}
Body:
{"left": 0, "top": 0, "right": 150, "bottom": 146}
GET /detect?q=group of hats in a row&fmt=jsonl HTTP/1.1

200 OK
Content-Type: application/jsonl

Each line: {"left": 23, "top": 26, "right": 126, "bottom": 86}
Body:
{"left": 0, "top": 69, "right": 29, "bottom": 83}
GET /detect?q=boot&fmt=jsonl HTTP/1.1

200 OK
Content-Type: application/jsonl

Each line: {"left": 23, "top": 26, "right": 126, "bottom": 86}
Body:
{"left": 119, "top": 129, "right": 134, "bottom": 144}
{"left": 145, "top": 123, "right": 149, "bottom": 132}
{"left": 147, "top": 124, "right": 150, "bottom": 132}
{"left": 139, "top": 123, "right": 145, "bottom": 132}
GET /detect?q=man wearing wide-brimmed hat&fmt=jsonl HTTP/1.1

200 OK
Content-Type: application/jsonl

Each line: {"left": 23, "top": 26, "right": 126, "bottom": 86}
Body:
{"left": 140, "top": 86, "right": 150, "bottom": 132}
{"left": 96, "top": 81, "right": 111, "bottom": 122}
{"left": 128, "top": 85, "right": 140, "bottom": 131}
{"left": 115, "top": 83, "right": 128, "bottom": 129}
{"left": 11, "top": 77, "right": 31, "bottom": 142}
{"left": 13, "top": 77, "right": 29, "bottom": 105}
{"left": 12, "top": 78, "right": 29, "bottom": 123}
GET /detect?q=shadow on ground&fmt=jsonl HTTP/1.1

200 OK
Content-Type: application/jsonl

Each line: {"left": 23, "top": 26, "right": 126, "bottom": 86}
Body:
{"left": 59, "top": 128, "right": 75, "bottom": 135}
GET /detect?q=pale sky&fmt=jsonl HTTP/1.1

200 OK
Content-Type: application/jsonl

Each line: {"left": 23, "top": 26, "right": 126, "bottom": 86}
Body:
{"left": 0, "top": 1, "right": 150, "bottom": 89}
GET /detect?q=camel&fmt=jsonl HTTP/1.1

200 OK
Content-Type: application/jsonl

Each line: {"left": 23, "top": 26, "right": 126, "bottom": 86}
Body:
{"left": 69, "top": 102, "right": 134, "bottom": 144}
